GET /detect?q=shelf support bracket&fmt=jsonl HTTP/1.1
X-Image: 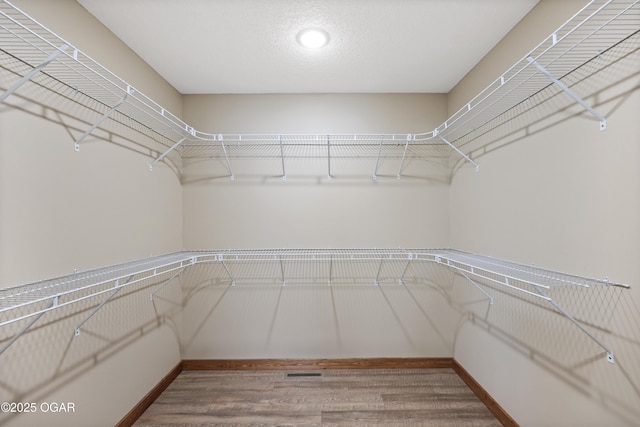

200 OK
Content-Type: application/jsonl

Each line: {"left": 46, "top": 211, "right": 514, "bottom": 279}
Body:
{"left": 150, "top": 137, "right": 187, "bottom": 171}
{"left": 74, "top": 275, "right": 132, "bottom": 336}
{"left": 218, "top": 134, "right": 234, "bottom": 181}
{"left": 150, "top": 268, "right": 185, "bottom": 300}
{"left": 0, "top": 44, "right": 68, "bottom": 103}
{"left": 396, "top": 134, "right": 412, "bottom": 180}
{"left": 532, "top": 285, "right": 614, "bottom": 364}
{"left": 279, "top": 135, "right": 286, "bottom": 181}
{"left": 435, "top": 130, "right": 479, "bottom": 172}
{"left": 372, "top": 135, "right": 384, "bottom": 181}
{"left": 457, "top": 270, "right": 493, "bottom": 304}
{"left": 75, "top": 92, "right": 129, "bottom": 151}
{"left": 0, "top": 296, "right": 58, "bottom": 357}
{"left": 528, "top": 57, "right": 606, "bottom": 131}
{"left": 327, "top": 135, "right": 332, "bottom": 180}
{"left": 280, "top": 256, "right": 286, "bottom": 286}
{"left": 328, "top": 256, "right": 333, "bottom": 286}
{"left": 399, "top": 253, "right": 413, "bottom": 285}
{"left": 218, "top": 256, "right": 236, "bottom": 287}
{"left": 375, "top": 258, "right": 384, "bottom": 286}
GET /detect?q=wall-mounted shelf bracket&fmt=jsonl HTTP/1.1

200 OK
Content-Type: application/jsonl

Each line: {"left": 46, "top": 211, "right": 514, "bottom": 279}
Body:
{"left": 150, "top": 268, "right": 186, "bottom": 300}
{"left": 0, "top": 296, "right": 58, "bottom": 357}
{"left": 457, "top": 270, "right": 494, "bottom": 305}
{"left": 217, "top": 255, "right": 236, "bottom": 287}
{"left": 75, "top": 276, "right": 132, "bottom": 336}
{"left": 328, "top": 256, "right": 333, "bottom": 286}
{"left": 217, "top": 134, "right": 234, "bottom": 181}
{"left": 279, "top": 256, "right": 286, "bottom": 286}
{"left": 527, "top": 56, "right": 607, "bottom": 131}
{"left": 374, "top": 258, "right": 384, "bottom": 286}
{"left": 399, "top": 252, "right": 414, "bottom": 285}
{"left": 532, "top": 284, "right": 615, "bottom": 364}
{"left": 74, "top": 90, "right": 129, "bottom": 151}
{"left": 279, "top": 135, "right": 286, "bottom": 181}
{"left": 372, "top": 136, "right": 384, "bottom": 181}
{"left": 327, "top": 135, "right": 332, "bottom": 180}
{"left": 0, "top": 44, "right": 68, "bottom": 103}
{"left": 396, "top": 134, "right": 413, "bottom": 180}
{"left": 149, "top": 136, "right": 187, "bottom": 171}
{"left": 434, "top": 129, "right": 480, "bottom": 172}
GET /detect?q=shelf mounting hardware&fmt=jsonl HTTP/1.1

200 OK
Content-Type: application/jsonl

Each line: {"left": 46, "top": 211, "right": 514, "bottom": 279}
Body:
{"left": 328, "top": 255, "right": 333, "bottom": 286}
{"left": 372, "top": 135, "right": 384, "bottom": 181}
{"left": 75, "top": 275, "right": 133, "bottom": 337}
{"left": 150, "top": 137, "right": 187, "bottom": 171}
{"left": 279, "top": 135, "right": 286, "bottom": 181}
{"left": 327, "top": 135, "right": 332, "bottom": 180}
{"left": 399, "top": 252, "right": 413, "bottom": 285}
{"left": 527, "top": 56, "right": 607, "bottom": 131}
{"left": 531, "top": 284, "right": 615, "bottom": 364}
{"left": 457, "top": 270, "right": 494, "bottom": 305}
{"left": 279, "top": 256, "right": 286, "bottom": 286}
{"left": 218, "top": 134, "right": 234, "bottom": 181}
{"left": 74, "top": 90, "right": 129, "bottom": 151}
{"left": 0, "top": 296, "right": 58, "bottom": 357}
{"left": 396, "top": 134, "right": 412, "bottom": 180}
{"left": 150, "top": 268, "right": 185, "bottom": 300}
{"left": 217, "top": 255, "right": 236, "bottom": 287}
{"left": 434, "top": 129, "right": 480, "bottom": 172}
{"left": 0, "top": 44, "right": 68, "bottom": 103}
{"left": 375, "top": 258, "right": 384, "bottom": 286}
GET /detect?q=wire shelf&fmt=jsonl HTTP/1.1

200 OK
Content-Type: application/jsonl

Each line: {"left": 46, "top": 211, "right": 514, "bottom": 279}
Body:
{"left": 1, "top": 0, "right": 638, "bottom": 177}
{"left": 1, "top": 248, "right": 629, "bottom": 361}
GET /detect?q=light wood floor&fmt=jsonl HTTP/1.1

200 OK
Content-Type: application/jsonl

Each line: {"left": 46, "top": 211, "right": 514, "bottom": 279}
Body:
{"left": 133, "top": 368, "right": 503, "bottom": 426}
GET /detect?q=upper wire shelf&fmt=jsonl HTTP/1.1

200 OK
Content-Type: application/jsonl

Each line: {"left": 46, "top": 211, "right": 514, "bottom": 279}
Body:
{"left": 0, "top": 248, "right": 629, "bottom": 363}
{"left": 1, "top": 0, "right": 638, "bottom": 177}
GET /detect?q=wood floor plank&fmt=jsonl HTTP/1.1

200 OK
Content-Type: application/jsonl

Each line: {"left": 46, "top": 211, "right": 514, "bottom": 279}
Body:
{"left": 133, "top": 368, "right": 505, "bottom": 427}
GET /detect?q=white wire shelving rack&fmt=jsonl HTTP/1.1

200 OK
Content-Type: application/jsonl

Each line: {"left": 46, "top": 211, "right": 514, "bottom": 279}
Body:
{"left": 1, "top": 0, "right": 638, "bottom": 179}
{"left": 0, "top": 249, "right": 629, "bottom": 363}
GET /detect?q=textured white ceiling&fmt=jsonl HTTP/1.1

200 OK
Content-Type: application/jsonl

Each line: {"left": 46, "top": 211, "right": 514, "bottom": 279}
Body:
{"left": 77, "top": 0, "right": 538, "bottom": 94}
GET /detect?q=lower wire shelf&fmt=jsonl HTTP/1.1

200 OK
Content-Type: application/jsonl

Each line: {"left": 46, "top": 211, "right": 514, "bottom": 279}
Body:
{"left": 0, "top": 249, "right": 630, "bottom": 362}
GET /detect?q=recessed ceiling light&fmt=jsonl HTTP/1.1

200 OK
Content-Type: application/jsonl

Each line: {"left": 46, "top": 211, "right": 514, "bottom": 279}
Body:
{"left": 297, "top": 28, "right": 329, "bottom": 49}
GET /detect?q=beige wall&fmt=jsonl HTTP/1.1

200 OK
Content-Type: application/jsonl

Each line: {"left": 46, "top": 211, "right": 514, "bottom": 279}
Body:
{"left": 180, "top": 93, "right": 455, "bottom": 358}
{"left": 1, "top": 1, "right": 183, "bottom": 426}
{"left": 182, "top": 93, "right": 450, "bottom": 249}
{"left": 448, "top": 0, "right": 640, "bottom": 426}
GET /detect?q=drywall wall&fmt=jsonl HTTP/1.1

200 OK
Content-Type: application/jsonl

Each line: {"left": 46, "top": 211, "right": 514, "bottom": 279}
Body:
{"left": 180, "top": 93, "right": 458, "bottom": 358}
{"left": 448, "top": 0, "right": 640, "bottom": 426}
{"left": 0, "top": 1, "right": 183, "bottom": 426}
{"left": 182, "top": 93, "right": 450, "bottom": 249}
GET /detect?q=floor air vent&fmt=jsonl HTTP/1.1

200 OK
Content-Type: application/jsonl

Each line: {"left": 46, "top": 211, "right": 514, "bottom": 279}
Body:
{"left": 286, "top": 372, "right": 323, "bottom": 378}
